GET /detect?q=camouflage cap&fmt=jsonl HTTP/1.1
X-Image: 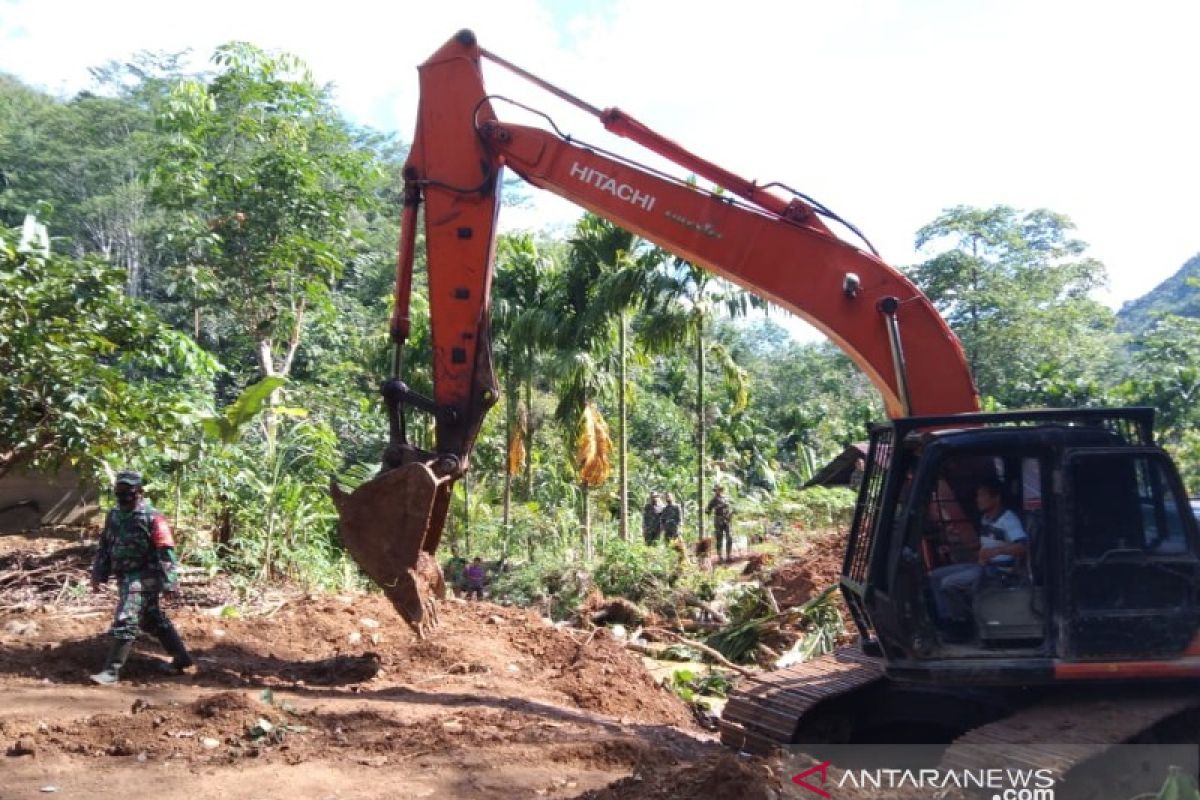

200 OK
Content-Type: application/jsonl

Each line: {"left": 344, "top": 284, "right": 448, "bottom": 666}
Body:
{"left": 114, "top": 470, "right": 144, "bottom": 488}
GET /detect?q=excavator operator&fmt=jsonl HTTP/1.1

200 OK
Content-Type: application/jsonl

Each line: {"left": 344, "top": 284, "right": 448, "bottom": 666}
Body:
{"left": 929, "top": 479, "right": 1028, "bottom": 641}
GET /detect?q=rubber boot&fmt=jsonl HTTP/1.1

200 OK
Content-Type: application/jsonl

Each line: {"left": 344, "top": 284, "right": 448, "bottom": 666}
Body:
{"left": 90, "top": 639, "right": 134, "bottom": 685}
{"left": 154, "top": 624, "right": 194, "bottom": 674}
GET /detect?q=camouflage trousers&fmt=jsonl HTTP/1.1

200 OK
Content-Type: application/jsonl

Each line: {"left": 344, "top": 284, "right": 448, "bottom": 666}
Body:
{"left": 714, "top": 522, "right": 733, "bottom": 556}
{"left": 108, "top": 574, "right": 174, "bottom": 642}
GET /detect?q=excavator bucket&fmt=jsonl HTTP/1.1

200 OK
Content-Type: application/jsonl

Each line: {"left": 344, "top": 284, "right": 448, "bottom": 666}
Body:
{"left": 330, "top": 463, "right": 450, "bottom": 639}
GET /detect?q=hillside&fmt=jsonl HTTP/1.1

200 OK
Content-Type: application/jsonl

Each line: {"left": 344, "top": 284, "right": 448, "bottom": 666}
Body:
{"left": 1118, "top": 252, "right": 1200, "bottom": 334}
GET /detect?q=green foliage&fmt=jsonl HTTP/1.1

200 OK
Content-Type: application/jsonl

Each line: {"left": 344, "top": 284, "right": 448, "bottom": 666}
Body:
{"left": 1117, "top": 314, "right": 1200, "bottom": 490}
{"left": 660, "top": 644, "right": 703, "bottom": 661}
{"left": 727, "top": 486, "right": 857, "bottom": 545}
{"left": 707, "top": 584, "right": 845, "bottom": 665}
{"left": 668, "top": 669, "right": 701, "bottom": 704}
{"left": 153, "top": 42, "right": 384, "bottom": 383}
{"left": 199, "top": 376, "right": 287, "bottom": 443}
{"left": 666, "top": 668, "right": 729, "bottom": 709}
{"left": 590, "top": 538, "right": 682, "bottom": 600}
{"left": 910, "top": 205, "right": 1120, "bottom": 408}
{"left": 706, "top": 585, "right": 774, "bottom": 663}
{"left": 0, "top": 57, "right": 181, "bottom": 292}
{"left": 776, "top": 586, "right": 845, "bottom": 665}
{"left": 0, "top": 223, "right": 215, "bottom": 480}
{"left": 488, "top": 554, "right": 591, "bottom": 620}
{"left": 790, "top": 487, "right": 858, "bottom": 529}
{"left": 1143, "top": 767, "right": 1200, "bottom": 800}
{"left": 692, "top": 671, "right": 733, "bottom": 698}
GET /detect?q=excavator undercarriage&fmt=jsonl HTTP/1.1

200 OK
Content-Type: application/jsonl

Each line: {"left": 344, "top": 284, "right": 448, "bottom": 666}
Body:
{"left": 721, "top": 648, "right": 1200, "bottom": 756}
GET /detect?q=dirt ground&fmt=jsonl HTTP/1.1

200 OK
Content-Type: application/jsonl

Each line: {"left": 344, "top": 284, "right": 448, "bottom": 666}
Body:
{"left": 766, "top": 529, "right": 846, "bottom": 610}
{"left": 0, "top": 535, "right": 784, "bottom": 800}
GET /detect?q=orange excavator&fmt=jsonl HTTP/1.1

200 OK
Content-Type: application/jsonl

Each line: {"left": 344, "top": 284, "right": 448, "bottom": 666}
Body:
{"left": 332, "top": 31, "right": 1200, "bottom": 760}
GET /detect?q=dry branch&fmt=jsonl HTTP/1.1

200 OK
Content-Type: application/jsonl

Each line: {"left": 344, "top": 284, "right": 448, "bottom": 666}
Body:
{"left": 642, "top": 626, "right": 755, "bottom": 677}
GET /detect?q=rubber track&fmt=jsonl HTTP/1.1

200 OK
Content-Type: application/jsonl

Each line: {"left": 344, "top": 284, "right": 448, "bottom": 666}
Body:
{"left": 941, "top": 688, "right": 1200, "bottom": 774}
{"left": 720, "top": 646, "right": 885, "bottom": 754}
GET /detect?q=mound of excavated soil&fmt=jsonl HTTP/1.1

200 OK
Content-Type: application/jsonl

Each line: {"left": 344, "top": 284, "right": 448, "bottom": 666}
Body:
{"left": 767, "top": 530, "right": 846, "bottom": 608}
{"left": 0, "top": 590, "right": 694, "bottom": 729}
{"left": 191, "top": 690, "right": 256, "bottom": 719}
{"left": 1, "top": 539, "right": 715, "bottom": 799}
{"left": 574, "top": 751, "right": 783, "bottom": 800}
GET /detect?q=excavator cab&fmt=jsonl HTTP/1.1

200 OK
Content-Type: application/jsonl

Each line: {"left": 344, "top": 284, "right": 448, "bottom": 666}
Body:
{"left": 844, "top": 407, "right": 1200, "bottom": 682}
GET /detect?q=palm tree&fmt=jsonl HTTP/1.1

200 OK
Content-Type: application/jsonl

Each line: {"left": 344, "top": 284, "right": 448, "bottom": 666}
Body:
{"left": 491, "top": 234, "right": 562, "bottom": 550}
{"left": 568, "top": 215, "right": 672, "bottom": 541}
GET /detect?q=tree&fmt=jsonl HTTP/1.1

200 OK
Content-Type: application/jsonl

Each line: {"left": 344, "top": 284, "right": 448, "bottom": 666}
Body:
{"left": 569, "top": 215, "right": 672, "bottom": 541}
{"left": 0, "top": 221, "right": 216, "bottom": 482}
{"left": 910, "top": 205, "right": 1119, "bottom": 407}
{"left": 1119, "top": 314, "right": 1200, "bottom": 490}
{"left": 492, "top": 234, "right": 561, "bottom": 541}
{"left": 153, "top": 42, "right": 383, "bottom": 402}
{"left": 0, "top": 56, "right": 187, "bottom": 295}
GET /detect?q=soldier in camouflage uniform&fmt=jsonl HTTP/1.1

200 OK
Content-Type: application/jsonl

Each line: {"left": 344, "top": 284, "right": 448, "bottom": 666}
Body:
{"left": 706, "top": 485, "right": 735, "bottom": 562}
{"left": 642, "top": 492, "right": 663, "bottom": 545}
{"left": 89, "top": 470, "right": 193, "bottom": 685}
{"left": 660, "top": 493, "right": 683, "bottom": 543}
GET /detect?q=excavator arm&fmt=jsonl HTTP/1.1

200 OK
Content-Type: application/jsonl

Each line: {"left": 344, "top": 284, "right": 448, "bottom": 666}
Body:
{"left": 332, "top": 30, "right": 979, "bottom": 636}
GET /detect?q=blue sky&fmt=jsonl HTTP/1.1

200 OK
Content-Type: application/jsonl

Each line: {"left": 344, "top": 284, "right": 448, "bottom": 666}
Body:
{"left": 2, "top": 0, "right": 1198, "bottom": 328}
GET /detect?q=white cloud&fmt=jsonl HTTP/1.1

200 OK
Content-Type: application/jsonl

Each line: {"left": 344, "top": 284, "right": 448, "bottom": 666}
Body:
{"left": 2, "top": 0, "right": 1197, "bottom": 317}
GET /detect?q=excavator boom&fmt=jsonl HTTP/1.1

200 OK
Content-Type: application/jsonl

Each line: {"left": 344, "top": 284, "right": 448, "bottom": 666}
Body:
{"left": 332, "top": 29, "right": 978, "bottom": 634}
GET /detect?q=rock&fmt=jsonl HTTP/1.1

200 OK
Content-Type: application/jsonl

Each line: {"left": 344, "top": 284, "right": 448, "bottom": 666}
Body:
{"left": 39, "top": 787, "right": 58, "bottom": 794}
{"left": 200, "top": 737, "right": 221, "bottom": 750}
{"left": 108, "top": 737, "right": 136, "bottom": 756}
{"left": 448, "top": 662, "right": 488, "bottom": 675}
{"left": 10, "top": 736, "right": 36, "bottom": 756}
{"left": 347, "top": 631, "right": 363, "bottom": 645}
{"left": 487, "top": 615, "right": 504, "bottom": 625}
{"left": 3, "top": 620, "right": 38, "bottom": 636}
{"left": 442, "top": 720, "right": 464, "bottom": 734}
{"left": 359, "top": 617, "right": 380, "bottom": 629}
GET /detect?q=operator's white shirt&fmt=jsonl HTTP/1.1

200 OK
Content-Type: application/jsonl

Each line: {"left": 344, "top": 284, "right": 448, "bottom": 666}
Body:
{"left": 978, "top": 509, "right": 1027, "bottom": 551}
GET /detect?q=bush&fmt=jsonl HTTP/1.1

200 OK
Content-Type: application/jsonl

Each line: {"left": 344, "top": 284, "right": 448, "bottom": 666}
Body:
{"left": 748, "top": 486, "right": 857, "bottom": 532}
{"left": 591, "top": 538, "right": 680, "bottom": 600}
{"left": 488, "top": 553, "right": 592, "bottom": 620}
